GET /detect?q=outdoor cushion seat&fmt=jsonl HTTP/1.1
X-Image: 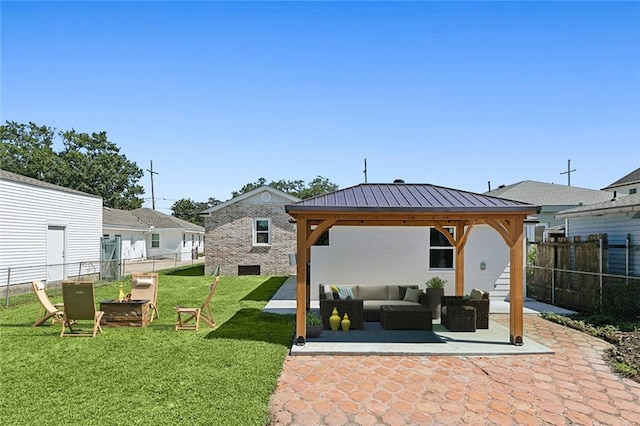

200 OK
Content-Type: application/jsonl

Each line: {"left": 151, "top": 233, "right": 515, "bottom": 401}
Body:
{"left": 441, "top": 305, "right": 476, "bottom": 332}
{"left": 441, "top": 291, "right": 490, "bottom": 329}
{"left": 319, "top": 284, "right": 427, "bottom": 322}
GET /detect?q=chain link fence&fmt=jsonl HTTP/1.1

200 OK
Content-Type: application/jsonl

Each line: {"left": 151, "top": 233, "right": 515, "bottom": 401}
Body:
{"left": 1, "top": 254, "right": 204, "bottom": 308}
{"left": 527, "top": 265, "right": 640, "bottom": 320}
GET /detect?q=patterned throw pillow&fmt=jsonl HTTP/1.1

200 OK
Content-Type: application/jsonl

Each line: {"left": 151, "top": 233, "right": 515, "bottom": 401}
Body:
{"left": 336, "top": 286, "right": 355, "bottom": 300}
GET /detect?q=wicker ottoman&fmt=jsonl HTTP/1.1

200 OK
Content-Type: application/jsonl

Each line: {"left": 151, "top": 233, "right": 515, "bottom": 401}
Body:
{"left": 380, "top": 305, "right": 432, "bottom": 330}
{"left": 441, "top": 305, "right": 476, "bottom": 332}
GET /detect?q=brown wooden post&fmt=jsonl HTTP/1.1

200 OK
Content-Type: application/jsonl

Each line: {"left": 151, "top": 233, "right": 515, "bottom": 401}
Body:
{"left": 455, "top": 223, "right": 465, "bottom": 296}
{"left": 295, "top": 217, "right": 308, "bottom": 345}
{"left": 306, "top": 236, "right": 311, "bottom": 311}
{"left": 509, "top": 221, "right": 525, "bottom": 345}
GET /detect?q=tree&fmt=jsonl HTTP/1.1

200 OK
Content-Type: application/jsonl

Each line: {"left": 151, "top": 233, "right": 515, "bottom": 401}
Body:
{"left": 171, "top": 197, "right": 221, "bottom": 226}
{"left": 231, "top": 176, "right": 339, "bottom": 199}
{"left": 58, "top": 129, "right": 145, "bottom": 209}
{"left": 0, "top": 121, "right": 61, "bottom": 182}
{"left": 231, "top": 178, "right": 267, "bottom": 198}
{"left": 299, "top": 176, "right": 339, "bottom": 199}
{"left": 1, "top": 120, "right": 145, "bottom": 209}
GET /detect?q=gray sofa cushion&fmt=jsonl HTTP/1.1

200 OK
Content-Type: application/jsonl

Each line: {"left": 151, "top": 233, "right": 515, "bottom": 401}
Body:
{"left": 357, "top": 285, "right": 389, "bottom": 300}
{"left": 363, "top": 300, "right": 422, "bottom": 311}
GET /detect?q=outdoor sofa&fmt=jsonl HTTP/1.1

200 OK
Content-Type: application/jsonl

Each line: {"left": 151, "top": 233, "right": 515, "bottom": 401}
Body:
{"left": 319, "top": 284, "right": 428, "bottom": 326}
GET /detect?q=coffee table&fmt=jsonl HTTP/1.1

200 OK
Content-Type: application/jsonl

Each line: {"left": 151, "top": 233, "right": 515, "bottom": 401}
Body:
{"left": 99, "top": 299, "right": 151, "bottom": 327}
{"left": 380, "top": 305, "right": 432, "bottom": 330}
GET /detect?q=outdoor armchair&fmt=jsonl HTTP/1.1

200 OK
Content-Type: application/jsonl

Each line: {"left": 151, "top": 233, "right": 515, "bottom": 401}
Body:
{"left": 174, "top": 276, "right": 219, "bottom": 331}
{"left": 441, "top": 293, "right": 490, "bottom": 329}
{"left": 31, "top": 281, "right": 64, "bottom": 327}
{"left": 60, "top": 281, "right": 104, "bottom": 337}
{"left": 130, "top": 272, "right": 159, "bottom": 321}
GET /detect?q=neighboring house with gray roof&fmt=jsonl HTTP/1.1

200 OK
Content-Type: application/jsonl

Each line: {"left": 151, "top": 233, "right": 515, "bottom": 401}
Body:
{"left": 129, "top": 208, "right": 204, "bottom": 261}
{"left": 0, "top": 169, "right": 102, "bottom": 285}
{"left": 485, "top": 180, "right": 614, "bottom": 241}
{"left": 200, "top": 186, "right": 300, "bottom": 276}
{"left": 102, "top": 207, "right": 150, "bottom": 260}
{"left": 556, "top": 193, "right": 640, "bottom": 276}
{"left": 602, "top": 167, "right": 640, "bottom": 195}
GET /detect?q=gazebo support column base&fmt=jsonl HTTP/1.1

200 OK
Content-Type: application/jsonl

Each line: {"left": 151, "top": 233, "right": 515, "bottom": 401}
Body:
{"left": 510, "top": 335, "right": 524, "bottom": 346}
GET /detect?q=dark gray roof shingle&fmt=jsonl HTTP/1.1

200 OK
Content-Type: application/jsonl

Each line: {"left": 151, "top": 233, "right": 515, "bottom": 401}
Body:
{"left": 287, "top": 183, "right": 538, "bottom": 213}
{"left": 0, "top": 169, "right": 101, "bottom": 199}
{"left": 602, "top": 167, "right": 640, "bottom": 190}
{"left": 485, "top": 180, "right": 613, "bottom": 206}
{"left": 131, "top": 208, "right": 204, "bottom": 232}
{"left": 103, "top": 207, "right": 148, "bottom": 230}
{"left": 556, "top": 193, "right": 640, "bottom": 218}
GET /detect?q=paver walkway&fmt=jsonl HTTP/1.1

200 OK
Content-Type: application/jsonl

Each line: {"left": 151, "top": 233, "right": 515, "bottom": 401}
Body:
{"left": 269, "top": 315, "right": 640, "bottom": 425}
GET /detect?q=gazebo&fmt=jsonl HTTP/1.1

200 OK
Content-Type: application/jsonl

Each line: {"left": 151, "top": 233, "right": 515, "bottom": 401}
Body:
{"left": 285, "top": 183, "right": 540, "bottom": 346}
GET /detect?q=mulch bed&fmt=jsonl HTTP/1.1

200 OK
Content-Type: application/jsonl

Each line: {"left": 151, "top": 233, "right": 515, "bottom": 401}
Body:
{"left": 607, "top": 330, "right": 640, "bottom": 383}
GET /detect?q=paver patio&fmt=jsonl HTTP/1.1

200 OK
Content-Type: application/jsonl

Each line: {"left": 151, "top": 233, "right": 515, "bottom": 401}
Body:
{"left": 269, "top": 314, "right": 640, "bottom": 425}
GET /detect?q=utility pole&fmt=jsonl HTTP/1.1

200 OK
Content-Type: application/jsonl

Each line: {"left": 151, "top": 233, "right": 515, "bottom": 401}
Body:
{"left": 560, "top": 159, "right": 576, "bottom": 186}
{"left": 147, "top": 160, "right": 159, "bottom": 209}
{"left": 363, "top": 158, "right": 368, "bottom": 183}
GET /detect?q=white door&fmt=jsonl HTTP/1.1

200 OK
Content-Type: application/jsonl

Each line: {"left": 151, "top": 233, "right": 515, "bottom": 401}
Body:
{"left": 47, "top": 226, "right": 65, "bottom": 282}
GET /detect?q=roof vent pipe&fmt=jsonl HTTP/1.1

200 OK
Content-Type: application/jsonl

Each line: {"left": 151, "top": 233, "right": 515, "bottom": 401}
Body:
{"left": 393, "top": 179, "right": 405, "bottom": 184}
{"left": 611, "top": 191, "right": 617, "bottom": 201}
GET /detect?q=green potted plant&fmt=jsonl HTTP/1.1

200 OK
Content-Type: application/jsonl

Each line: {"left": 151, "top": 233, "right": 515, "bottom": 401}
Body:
{"left": 425, "top": 276, "right": 447, "bottom": 319}
{"left": 306, "top": 311, "right": 324, "bottom": 338}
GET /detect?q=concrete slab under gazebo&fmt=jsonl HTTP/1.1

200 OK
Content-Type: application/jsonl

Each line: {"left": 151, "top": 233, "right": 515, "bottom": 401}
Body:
{"left": 285, "top": 183, "right": 540, "bottom": 346}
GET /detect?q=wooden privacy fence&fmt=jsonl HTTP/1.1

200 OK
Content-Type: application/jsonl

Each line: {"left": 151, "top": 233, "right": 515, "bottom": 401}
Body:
{"left": 527, "top": 233, "right": 640, "bottom": 319}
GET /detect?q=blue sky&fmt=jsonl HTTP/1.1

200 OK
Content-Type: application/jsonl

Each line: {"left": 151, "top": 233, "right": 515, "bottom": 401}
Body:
{"left": 2, "top": 1, "right": 639, "bottom": 213}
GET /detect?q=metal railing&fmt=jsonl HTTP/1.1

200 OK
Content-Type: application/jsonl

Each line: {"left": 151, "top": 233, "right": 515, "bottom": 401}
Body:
{"left": 527, "top": 265, "right": 640, "bottom": 320}
{"left": 1, "top": 254, "right": 204, "bottom": 308}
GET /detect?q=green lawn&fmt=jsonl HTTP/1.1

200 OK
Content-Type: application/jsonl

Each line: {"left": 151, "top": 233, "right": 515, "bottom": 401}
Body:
{"left": 0, "top": 269, "right": 294, "bottom": 425}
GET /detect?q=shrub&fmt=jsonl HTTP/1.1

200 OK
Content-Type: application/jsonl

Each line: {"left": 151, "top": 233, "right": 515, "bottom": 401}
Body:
{"left": 306, "top": 311, "right": 323, "bottom": 326}
{"left": 426, "top": 276, "right": 447, "bottom": 289}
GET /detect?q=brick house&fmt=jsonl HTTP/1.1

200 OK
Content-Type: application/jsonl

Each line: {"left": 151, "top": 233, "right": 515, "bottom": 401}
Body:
{"left": 201, "top": 186, "right": 300, "bottom": 276}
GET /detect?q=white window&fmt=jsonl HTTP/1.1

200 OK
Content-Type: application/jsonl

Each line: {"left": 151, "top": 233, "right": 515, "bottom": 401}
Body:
{"left": 429, "top": 227, "right": 454, "bottom": 269}
{"left": 151, "top": 233, "right": 160, "bottom": 248}
{"left": 253, "top": 219, "right": 271, "bottom": 245}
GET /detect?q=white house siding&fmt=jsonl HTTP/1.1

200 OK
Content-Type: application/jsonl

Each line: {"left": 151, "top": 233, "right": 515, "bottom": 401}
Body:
{"left": 144, "top": 229, "right": 202, "bottom": 261}
{"left": 0, "top": 176, "right": 102, "bottom": 285}
{"left": 310, "top": 225, "right": 511, "bottom": 300}
{"left": 121, "top": 234, "right": 147, "bottom": 260}
{"left": 566, "top": 213, "right": 640, "bottom": 275}
{"left": 146, "top": 229, "right": 184, "bottom": 259}
{"left": 463, "top": 225, "right": 511, "bottom": 291}
{"left": 103, "top": 231, "right": 148, "bottom": 260}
